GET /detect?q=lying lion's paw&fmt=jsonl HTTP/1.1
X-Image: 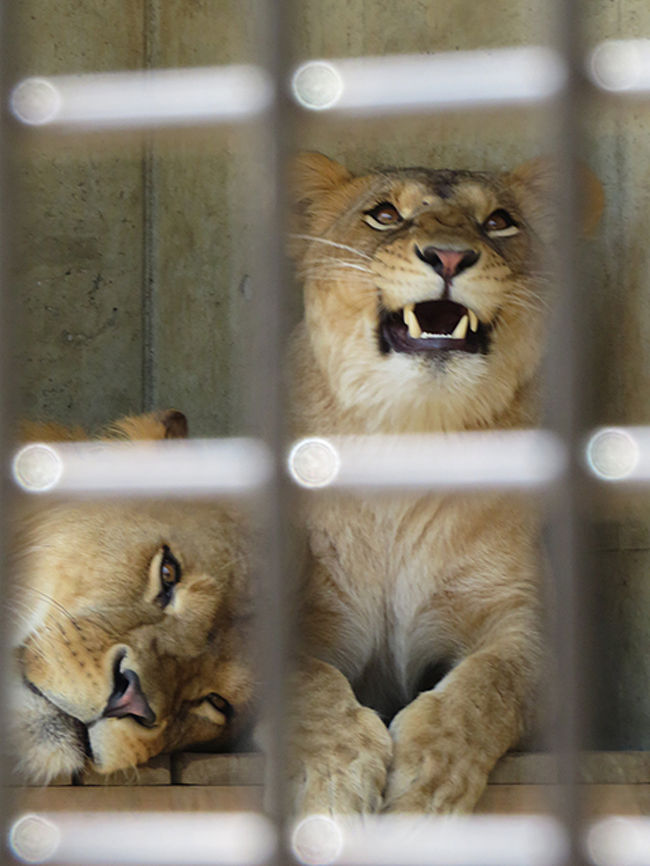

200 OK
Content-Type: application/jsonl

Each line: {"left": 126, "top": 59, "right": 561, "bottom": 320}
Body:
{"left": 288, "top": 704, "right": 392, "bottom": 818}
{"left": 383, "top": 694, "right": 489, "bottom": 814}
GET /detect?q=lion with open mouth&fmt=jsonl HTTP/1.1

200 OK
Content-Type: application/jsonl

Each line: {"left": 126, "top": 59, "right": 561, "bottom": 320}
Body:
{"left": 287, "top": 153, "right": 602, "bottom": 815}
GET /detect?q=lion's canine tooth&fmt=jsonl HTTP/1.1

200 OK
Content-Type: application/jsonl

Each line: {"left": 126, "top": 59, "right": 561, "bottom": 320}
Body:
{"left": 451, "top": 314, "right": 469, "bottom": 340}
{"left": 468, "top": 309, "right": 479, "bottom": 332}
{"left": 403, "top": 304, "right": 422, "bottom": 339}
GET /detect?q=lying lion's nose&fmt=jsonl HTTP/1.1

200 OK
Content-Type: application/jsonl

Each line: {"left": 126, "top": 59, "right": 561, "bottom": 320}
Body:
{"left": 416, "top": 246, "right": 480, "bottom": 280}
{"left": 103, "top": 652, "right": 156, "bottom": 726}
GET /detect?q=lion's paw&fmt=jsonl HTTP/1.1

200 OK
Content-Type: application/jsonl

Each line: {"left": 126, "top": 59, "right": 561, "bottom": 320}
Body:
{"left": 383, "top": 696, "right": 489, "bottom": 814}
{"left": 288, "top": 703, "right": 392, "bottom": 818}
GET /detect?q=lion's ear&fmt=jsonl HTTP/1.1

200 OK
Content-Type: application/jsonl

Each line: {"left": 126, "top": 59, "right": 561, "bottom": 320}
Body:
{"left": 103, "top": 410, "right": 189, "bottom": 441}
{"left": 506, "top": 156, "right": 604, "bottom": 239}
{"left": 288, "top": 153, "right": 355, "bottom": 258}
{"left": 158, "top": 409, "right": 189, "bottom": 439}
{"left": 291, "top": 152, "right": 353, "bottom": 207}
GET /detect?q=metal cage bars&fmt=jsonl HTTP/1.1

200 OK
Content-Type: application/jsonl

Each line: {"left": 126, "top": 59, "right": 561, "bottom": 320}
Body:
{"left": 11, "top": 40, "right": 650, "bottom": 131}
{"left": 4, "top": 11, "right": 650, "bottom": 866}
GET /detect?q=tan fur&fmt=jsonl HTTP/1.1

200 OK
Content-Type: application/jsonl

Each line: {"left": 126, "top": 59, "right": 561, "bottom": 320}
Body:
{"left": 9, "top": 412, "right": 255, "bottom": 783}
{"left": 288, "top": 153, "right": 602, "bottom": 815}
{"left": 19, "top": 408, "right": 189, "bottom": 444}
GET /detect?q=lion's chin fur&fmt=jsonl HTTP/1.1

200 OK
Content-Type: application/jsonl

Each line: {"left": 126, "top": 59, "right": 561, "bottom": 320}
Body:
{"left": 291, "top": 295, "right": 543, "bottom": 437}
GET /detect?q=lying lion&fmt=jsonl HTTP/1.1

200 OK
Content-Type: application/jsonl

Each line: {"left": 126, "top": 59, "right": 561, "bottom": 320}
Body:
{"left": 9, "top": 410, "right": 255, "bottom": 784}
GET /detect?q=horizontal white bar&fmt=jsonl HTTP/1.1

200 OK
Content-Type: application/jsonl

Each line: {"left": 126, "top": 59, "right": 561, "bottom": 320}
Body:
{"left": 287, "top": 430, "right": 566, "bottom": 491}
{"left": 9, "top": 812, "right": 275, "bottom": 865}
{"left": 10, "top": 65, "right": 273, "bottom": 129}
{"left": 11, "top": 438, "right": 273, "bottom": 496}
{"left": 16, "top": 425, "right": 650, "bottom": 497}
{"left": 290, "top": 814, "right": 566, "bottom": 866}
{"left": 589, "top": 39, "right": 650, "bottom": 93}
{"left": 291, "top": 47, "right": 566, "bottom": 113}
{"left": 586, "top": 817, "right": 650, "bottom": 866}
{"left": 14, "top": 812, "right": 650, "bottom": 866}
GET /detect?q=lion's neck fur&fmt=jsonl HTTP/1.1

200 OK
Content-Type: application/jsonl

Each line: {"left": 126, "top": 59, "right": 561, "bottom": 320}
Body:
{"left": 289, "top": 320, "right": 539, "bottom": 437}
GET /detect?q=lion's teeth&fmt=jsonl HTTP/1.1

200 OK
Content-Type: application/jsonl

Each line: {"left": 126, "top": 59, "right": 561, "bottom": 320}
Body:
{"left": 403, "top": 304, "right": 422, "bottom": 339}
{"left": 402, "top": 306, "right": 474, "bottom": 341}
{"left": 451, "top": 314, "right": 469, "bottom": 340}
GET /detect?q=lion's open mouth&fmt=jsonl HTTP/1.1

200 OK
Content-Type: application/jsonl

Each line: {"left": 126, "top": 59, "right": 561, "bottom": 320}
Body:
{"left": 379, "top": 300, "right": 489, "bottom": 356}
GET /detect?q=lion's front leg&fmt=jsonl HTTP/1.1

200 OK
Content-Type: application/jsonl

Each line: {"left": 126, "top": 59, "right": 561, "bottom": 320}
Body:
{"left": 384, "top": 639, "right": 536, "bottom": 814}
{"left": 288, "top": 656, "right": 393, "bottom": 818}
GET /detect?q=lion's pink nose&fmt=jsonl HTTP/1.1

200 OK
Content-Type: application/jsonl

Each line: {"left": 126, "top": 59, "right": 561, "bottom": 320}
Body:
{"left": 103, "top": 654, "right": 156, "bottom": 726}
{"left": 416, "top": 246, "right": 480, "bottom": 280}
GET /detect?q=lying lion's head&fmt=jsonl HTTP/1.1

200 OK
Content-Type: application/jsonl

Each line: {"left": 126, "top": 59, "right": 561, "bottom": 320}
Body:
{"left": 9, "top": 412, "right": 255, "bottom": 783}
{"left": 290, "top": 153, "right": 603, "bottom": 433}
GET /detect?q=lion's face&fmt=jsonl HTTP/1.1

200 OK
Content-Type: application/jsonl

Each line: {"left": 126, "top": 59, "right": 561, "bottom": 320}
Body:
{"left": 291, "top": 154, "right": 567, "bottom": 432}
{"left": 10, "top": 498, "right": 254, "bottom": 783}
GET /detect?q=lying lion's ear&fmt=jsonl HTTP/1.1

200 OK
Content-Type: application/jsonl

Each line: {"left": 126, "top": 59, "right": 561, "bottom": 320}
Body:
{"left": 158, "top": 409, "right": 189, "bottom": 439}
{"left": 103, "top": 410, "right": 189, "bottom": 441}
{"left": 506, "top": 156, "right": 604, "bottom": 239}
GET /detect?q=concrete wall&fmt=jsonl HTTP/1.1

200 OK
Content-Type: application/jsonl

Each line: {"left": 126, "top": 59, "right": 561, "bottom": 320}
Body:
{"left": 11, "top": 1, "right": 649, "bottom": 747}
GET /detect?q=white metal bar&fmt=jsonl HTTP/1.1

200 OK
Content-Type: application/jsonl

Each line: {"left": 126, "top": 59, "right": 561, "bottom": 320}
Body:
{"left": 11, "top": 430, "right": 565, "bottom": 497}
{"left": 9, "top": 65, "right": 273, "bottom": 129}
{"left": 288, "top": 430, "right": 566, "bottom": 491}
{"left": 9, "top": 812, "right": 276, "bottom": 866}
{"left": 15, "top": 425, "right": 650, "bottom": 499}
{"left": 11, "top": 438, "right": 273, "bottom": 496}
{"left": 289, "top": 814, "right": 566, "bottom": 866}
{"left": 9, "top": 46, "right": 567, "bottom": 133}
{"left": 9, "top": 40, "right": 650, "bottom": 135}
{"left": 290, "top": 47, "right": 566, "bottom": 113}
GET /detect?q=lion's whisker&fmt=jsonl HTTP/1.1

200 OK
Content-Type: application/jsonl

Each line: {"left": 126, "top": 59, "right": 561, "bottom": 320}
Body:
{"left": 305, "top": 259, "right": 373, "bottom": 274}
{"left": 18, "top": 584, "right": 79, "bottom": 625}
{"left": 301, "top": 269, "right": 375, "bottom": 284}
{"left": 290, "top": 234, "right": 373, "bottom": 261}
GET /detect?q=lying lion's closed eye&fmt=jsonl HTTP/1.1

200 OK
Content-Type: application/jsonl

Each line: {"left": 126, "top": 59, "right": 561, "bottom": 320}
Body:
{"left": 190, "top": 692, "right": 234, "bottom": 726}
{"left": 204, "top": 692, "right": 234, "bottom": 721}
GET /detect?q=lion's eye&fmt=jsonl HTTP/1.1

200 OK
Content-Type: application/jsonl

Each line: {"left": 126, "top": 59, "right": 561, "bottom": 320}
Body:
{"left": 483, "top": 208, "right": 519, "bottom": 237}
{"left": 363, "top": 201, "right": 403, "bottom": 229}
{"left": 204, "top": 692, "right": 234, "bottom": 722}
{"left": 156, "top": 545, "right": 181, "bottom": 608}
